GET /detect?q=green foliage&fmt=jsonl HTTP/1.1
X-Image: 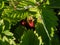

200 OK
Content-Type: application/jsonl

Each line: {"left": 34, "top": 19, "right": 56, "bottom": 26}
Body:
{"left": 0, "top": 0, "right": 60, "bottom": 45}
{"left": 20, "top": 30, "right": 39, "bottom": 45}
{"left": 49, "top": 0, "right": 60, "bottom": 8}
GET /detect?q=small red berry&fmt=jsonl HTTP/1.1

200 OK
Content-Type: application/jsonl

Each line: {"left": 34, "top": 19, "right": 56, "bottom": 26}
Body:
{"left": 20, "top": 20, "right": 26, "bottom": 26}
{"left": 28, "top": 20, "right": 34, "bottom": 27}
{"left": 21, "top": 21, "right": 26, "bottom": 25}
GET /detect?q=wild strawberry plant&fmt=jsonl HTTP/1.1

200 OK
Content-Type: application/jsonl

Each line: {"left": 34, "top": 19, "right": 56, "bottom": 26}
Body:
{"left": 0, "top": 0, "right": 60, "bottom": 45}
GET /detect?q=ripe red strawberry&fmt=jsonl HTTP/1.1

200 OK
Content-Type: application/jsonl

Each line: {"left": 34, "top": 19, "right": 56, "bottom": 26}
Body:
{"left": 27, "top": 16, "right": 35, "bottom": 28}
{"left": 20, "top": 20, "right": 26, "bottom": 26}
{"left": 28, "top": 20, "right": 34, "bottom": 28}
{"left": 21, "top": 21, "right": 26, "bottom": 25}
